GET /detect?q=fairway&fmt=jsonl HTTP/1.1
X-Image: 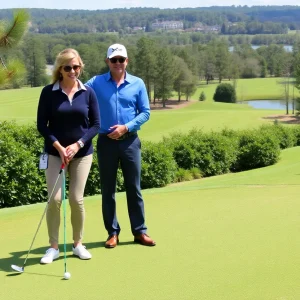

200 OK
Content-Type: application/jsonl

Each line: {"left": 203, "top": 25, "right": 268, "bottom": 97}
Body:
{"left": 1, "top": 78, "right": 298, "bottom": 135}
{"left": 0, "top": 87, "right": 42, "bottom": 123}
{"left": 2, "top": 147, "right": 300, "bottom": 300}
{"left": 195, "top": 77, "right": 300, "bottom": 101}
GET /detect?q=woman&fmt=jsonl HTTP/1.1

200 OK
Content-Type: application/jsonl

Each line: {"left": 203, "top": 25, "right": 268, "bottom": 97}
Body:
{"left": 37, "top": 48, "right": 100, "bottom": 264}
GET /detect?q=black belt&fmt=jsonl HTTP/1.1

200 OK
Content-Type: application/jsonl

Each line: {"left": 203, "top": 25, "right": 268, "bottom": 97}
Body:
{"left": 99, "top": 131, "right": 137, "bottom": 140}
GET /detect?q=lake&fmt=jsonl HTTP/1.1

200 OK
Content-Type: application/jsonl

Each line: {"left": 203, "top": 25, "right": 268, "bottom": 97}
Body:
{"left": 239, "top": 99, "right": 297, "bottom": 110}
{"left": 229, "top": 45, "right": 293, "bottom": 52}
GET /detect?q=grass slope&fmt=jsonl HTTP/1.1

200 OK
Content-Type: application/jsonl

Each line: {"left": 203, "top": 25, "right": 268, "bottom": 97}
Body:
{"left": 140, "top": 101, "right": 278, "bottom": 142}
{"left": 2, "top": 147, "right": 300, "bottom": 300}
{"left": 0, "top": 87, "right": 42, "bottom": 123}
{"left": 194, "top": 77, "right": 300, "bottom": 101}
{"left": 1, "top": 78, "right": 297, "bottom": 128}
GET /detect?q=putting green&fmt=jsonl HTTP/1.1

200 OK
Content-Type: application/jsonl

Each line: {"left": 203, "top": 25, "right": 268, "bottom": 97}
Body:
{"left": 2, "top": 147, "right": 300, "bottom": 299}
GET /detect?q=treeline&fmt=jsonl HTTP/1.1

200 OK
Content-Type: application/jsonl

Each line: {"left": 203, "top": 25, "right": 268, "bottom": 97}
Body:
{"left": 1, "top": 6, "right": 300, "bottom": 34}
{"left": 221, "top": 21, "right": 288, "bottom": 35}
{"left": 3, "top": 33, "right": 300, "bottom": 107}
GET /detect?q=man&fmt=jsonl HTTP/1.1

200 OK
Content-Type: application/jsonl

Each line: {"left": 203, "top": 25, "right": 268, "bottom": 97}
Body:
{"left": 85, "top": 43, "right": 155, "bottom": 248}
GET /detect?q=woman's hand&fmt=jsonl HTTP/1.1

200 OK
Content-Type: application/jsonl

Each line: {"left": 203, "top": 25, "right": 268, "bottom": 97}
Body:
{"left": 53, "top": 141, "right": 69, "bottom": 165}
{"left": 66, "top": 143, "right": 81, "bottom": 161}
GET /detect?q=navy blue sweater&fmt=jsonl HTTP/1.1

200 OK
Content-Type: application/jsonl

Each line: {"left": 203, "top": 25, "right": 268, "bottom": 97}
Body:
{"left": 37, "top": 82, "right": 100, "bottom": 158}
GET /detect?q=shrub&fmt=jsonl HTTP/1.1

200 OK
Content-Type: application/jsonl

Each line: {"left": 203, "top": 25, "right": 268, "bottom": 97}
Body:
{"left": 190, "top": 167, "right": 202, "bottom": 179}
{"left": 260, "top": 124, "right": 296, "bottom": 149}
{"left": 234, "top": 129, "right": 280, "bottom": 171}
{"left": 0, "top": 133, "right": 47, "bottom": 208}
{"left": 190, "top": 130, "right": 238, "bottom": 176}
{"left": 199, "top": 91, "right": 206, "bottom": 101}
{"left": 213, "top": 83, "right": 236, "bottom": 103}
{"left": 292, "top": 125, "right": 300, "bottom": 146}
{"left": 0, "top": 121, "right": 44, "bottom": 157}
{"left": 175, "top": 168, "right": 194, "bottom": 182}
{"left": 165, "top": 129, "right": 238, "bottom": 177}
{"left": 141, "top": 141, "right": 177, "bottom": 189}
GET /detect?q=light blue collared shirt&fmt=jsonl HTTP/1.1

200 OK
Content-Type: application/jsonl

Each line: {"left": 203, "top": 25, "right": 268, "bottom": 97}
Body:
{"left": 85, "top": 72, "right": 150, "bottom": 133}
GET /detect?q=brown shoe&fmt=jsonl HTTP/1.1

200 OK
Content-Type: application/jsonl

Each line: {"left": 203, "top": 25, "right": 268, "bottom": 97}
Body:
{"left": 134, "top": 233, "right": 156, "bottom": 246}
{"left": 105, "top": 234, "right": 119, "bottom": 248}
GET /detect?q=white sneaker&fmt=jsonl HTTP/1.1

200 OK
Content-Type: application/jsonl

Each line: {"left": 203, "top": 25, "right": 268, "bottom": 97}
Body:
{"left": 72, "top": 244, "right": 92, "bottom": 260}
{"left": 40, "top": 248, "right": 59, "bottom": 264}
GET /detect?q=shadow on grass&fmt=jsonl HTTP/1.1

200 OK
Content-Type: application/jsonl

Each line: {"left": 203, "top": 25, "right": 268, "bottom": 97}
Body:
{"left": 2, "top": 240, "right": 136, "bottom": 275}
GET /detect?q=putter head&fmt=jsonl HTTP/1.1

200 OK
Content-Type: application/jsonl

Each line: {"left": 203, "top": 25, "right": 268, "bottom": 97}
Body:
{"left": 11, "top": 264, "right": 24, "bottom": 273}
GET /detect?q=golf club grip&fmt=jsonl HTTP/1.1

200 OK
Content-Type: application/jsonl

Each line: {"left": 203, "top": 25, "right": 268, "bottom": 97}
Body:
{"left": 59, "top": 163, "right": 65, "bottom": 173}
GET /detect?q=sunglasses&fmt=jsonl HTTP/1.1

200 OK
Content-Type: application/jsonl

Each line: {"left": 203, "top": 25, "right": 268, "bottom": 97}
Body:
{"left": 109, "top": 57, "right": 126, "bottom": 64}
{"left": 63, "top": 65, "right": 81, "bottom": 72}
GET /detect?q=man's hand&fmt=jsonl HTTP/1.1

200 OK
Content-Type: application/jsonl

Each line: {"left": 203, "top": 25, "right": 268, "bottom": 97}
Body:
{"left": 107, "top": 125, "right": 128, "bottom": 139}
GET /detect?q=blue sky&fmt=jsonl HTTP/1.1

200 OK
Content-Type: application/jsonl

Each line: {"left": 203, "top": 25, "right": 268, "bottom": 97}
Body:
{"left": 1, "top": 1, "right": 299, "bottom": 10}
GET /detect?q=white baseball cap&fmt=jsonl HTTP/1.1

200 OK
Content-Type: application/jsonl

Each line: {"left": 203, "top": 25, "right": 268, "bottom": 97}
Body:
{"left": 107, "top": 44, "right": 128, "bottom": 59}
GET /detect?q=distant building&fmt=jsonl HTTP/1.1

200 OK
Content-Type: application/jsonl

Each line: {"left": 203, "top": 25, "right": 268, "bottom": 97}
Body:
{"left": 152, "top": 21, "right": 184, "bottom": 30}
{"left": 187, "top": 23, "right": 221, "bottom": 33}
{"left": 132, "top": 26, "right": 144, "bottom": 31}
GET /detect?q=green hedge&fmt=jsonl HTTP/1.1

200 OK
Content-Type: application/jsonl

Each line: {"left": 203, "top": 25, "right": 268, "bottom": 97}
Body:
{"left": 234, "top": 129, "right": 280, "bottom": 171}
{"left": 0, "top": 133, "right": 47, "bottom": 208}
{"left": 164, "top": 129, "right": 238, "bottom": 176}
{"left": 0, "top": 121, "right": 289, "bottom": 208}
{"left": 141, "top": 141, "right": 177, "bottom": 188}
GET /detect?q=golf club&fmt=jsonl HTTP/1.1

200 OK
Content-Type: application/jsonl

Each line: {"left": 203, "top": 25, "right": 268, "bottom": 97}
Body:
{"left": 11, "top": 163, "right": 65, "bottom": 273}
{"left": 62, "top": 167, "right": 71, "bottom": 279}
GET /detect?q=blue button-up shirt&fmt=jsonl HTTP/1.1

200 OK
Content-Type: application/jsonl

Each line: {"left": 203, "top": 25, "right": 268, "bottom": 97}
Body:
{"left": 85, "top": 72, "right": 150, "bottom": 133}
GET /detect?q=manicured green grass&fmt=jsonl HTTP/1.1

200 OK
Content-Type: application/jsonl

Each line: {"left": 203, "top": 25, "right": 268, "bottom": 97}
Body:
{"left": 0, "top": 87, "right": 42, "bottom": 123}
{"left": 140, "top": 101, "right": 278, "bottom": 142}
{"left": 2, "top": 147, "right": 300, "bottom": 300}
{"left": 0, "top": 80, "right": 287, "bottom": 142}
{"left": 1, "top": 77, "right": 298, "bottom": 128}
{"left": 194, "top": 77, "right": 300, "bottom": 101}
{"left": 2, "top": 78, "right": 300, "bottom": 299}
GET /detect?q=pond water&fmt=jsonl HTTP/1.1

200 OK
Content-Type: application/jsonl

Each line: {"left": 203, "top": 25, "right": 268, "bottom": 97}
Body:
{"left": 239, "top": 99, "right": 296, "bottom": 110}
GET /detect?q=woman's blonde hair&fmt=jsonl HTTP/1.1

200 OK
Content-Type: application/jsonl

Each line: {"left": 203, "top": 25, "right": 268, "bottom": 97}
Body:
{"left": 52, "top": 48, "right": 84, "bottom": 83}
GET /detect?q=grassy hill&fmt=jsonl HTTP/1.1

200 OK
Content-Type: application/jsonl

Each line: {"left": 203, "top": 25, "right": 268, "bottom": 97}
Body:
{"left": 2, "top": 147, "right": 300, "bottom": 300}
{"left": 1, "top": 78, "right": 298, "bottom": 143}
{"left": 1, "top": 77, "right": 300, "bottom": 299}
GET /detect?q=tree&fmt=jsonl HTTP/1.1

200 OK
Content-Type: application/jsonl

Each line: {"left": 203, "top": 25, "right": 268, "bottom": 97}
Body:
{"left": 202, "top": 44, "right": 216, "bottom": 84}
{"left": 199, "top": 91, "right": 206, "bottom": 101}
{"left": 292, "top": 52, "right": 300, "bottom": 115}
{"left": 23, "top": 36, "right": 47, "bottom": 87}
{"left": 215, "top": 40, "right": 230, "bottom": 83}
{"left": 154, "top": 48, "right": 176, "bottom": 107}
{"left": 134, "top": 37, "right": 157, "bottom": 101}
{"left": 173, "top": 56, "right": 191, "bottom": 102}
{"left": 240, "top": 57, "right": 261, "bottom": 78}
{"left": 213, "top": 83, "right": 236, "bottom": 103}
{"left": 182, "top": 76, "right": 197, "bottom": 101}
{"left": 0, "top": 9, "right": 29, "bottom": 87}
{"left": 295, "top": 52, "right": 300, "bottom": 92}
{"left": 278, "top": 52, "right": 293, "bottom": 114}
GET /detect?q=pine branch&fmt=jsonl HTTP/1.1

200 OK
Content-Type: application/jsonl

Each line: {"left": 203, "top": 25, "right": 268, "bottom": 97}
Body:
{"left": 0, "top": 9, "right": 30, "bottom": 48}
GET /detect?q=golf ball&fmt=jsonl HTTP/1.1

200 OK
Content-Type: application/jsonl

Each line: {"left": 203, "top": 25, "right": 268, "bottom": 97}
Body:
{"left": 64, "top": 272, "right": 71, "bottom": 280}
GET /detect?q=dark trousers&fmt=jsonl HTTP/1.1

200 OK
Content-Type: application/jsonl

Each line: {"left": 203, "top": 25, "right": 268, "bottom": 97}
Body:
{"left": 97, "top": 134, "right": 147, "bottom": 236}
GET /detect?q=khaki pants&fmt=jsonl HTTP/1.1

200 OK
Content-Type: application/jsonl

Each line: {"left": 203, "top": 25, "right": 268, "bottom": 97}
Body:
{"left": 45, "top": 154, "right": 93, "bottom": 245}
